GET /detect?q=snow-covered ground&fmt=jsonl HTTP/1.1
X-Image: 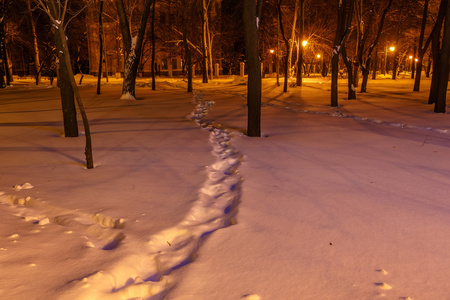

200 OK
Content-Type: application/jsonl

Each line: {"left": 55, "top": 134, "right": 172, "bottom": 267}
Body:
{"left": 1, "top": 74, "right": 450, "bottom": 300}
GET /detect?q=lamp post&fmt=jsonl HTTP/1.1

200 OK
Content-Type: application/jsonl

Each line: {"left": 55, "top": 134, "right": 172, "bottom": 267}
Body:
{"left": 269, "top": 49, "right": 274, "bottom": 75}
{"left": 389, "top": 46, "right": 396, "bottom": 79}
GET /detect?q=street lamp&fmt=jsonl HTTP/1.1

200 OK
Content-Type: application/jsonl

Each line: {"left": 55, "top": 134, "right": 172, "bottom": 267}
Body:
{"left": 269, "top": 49, "right": 275, "bottom": 74}
{"left": 389, "top": 46, "right": 395, "bottom": 52}
{"left": 302, "top": 40, "right": 308, "bottom": 47}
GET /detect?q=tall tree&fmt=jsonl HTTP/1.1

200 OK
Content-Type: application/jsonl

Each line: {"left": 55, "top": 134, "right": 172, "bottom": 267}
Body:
{"left": 296, "top": 0, "right": 304, "bottom": 86}
{"left": 288, "top": 0, "right": 300, "bottom": 79}
{"left": 331, "top": 0, "right": 355, "bottom": 107}
{"left": 182, "top": 0, "right": 192, "bottom": 92}
{"left": 277, "top": 0, "right": 289, "bottom": 92}
{"left": 243, "top": 0, "right": 263, "bottom": 137}
{"left": 35, "top": 0, "right": 94, "bottom": 169}
{"left": 360, "top": 0, "right": 393, "bottom": 93}
{"left": 115, "top": 0, "right": 152, "bottom": 99}
{"left": 151, "top": 0, "right": 156, "bottom": 90}
{"left": 434, "top": 0, "right": 450, "bottom": 113}
{"left": 428, "top": 0, "right": 447, "bottom": 105}
{"left": 97, "top": 0, "right": 104, "bottom": 94}
{"left": 26, "top": 0, "right": 41, "bottom": 85}
{"left": 201, "top": 0, "right": 209, "bottom": 83}
{"left": 414, "top": 0, "right": 445, "bottom": 91}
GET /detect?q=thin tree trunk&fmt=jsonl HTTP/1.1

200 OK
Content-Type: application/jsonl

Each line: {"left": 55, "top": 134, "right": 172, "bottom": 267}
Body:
{"left": 42, "top": 0, "right": 93, "bottom": 168}
{"left": 296, "top": 0, "right": 304, "bottom": 86}
{"left": 182, "top": 0, "right": 192, "bottom": 92}
{"left": 151, "top": 0, "right": 156, "bottom": 90}
{"left": 206, "top": 17, "right": 213, "bottom": 79}
{"left": 434, "top": 0, "right": 450, "bottom": 113}
{"left": 288, "top": 0, "right": 299, "bottom": 78}
{"left": 411, "top": 41, "right": 417, "bottom": 80}
{"left": 201, "top": 0, "right": 208, "bottom": 83}
{"left": 342, "top": 45, "right": 356, "bottom": 99}
{"left": 97, "top": 0, "right": 104, "bottom": 94}
{"left": 361, "top": 0, "right": 393, "bottom": 93}
{"left": 278, "top": 0, "right": 289, "bottom": 92}
{"left": 426, "top": 53, "right": 432, "bottom": 77}
{"left": 26, "top": 0, "right": 41, "bottom": 85}
{"left": 372, "top": 47, "right": 377, "bottom": 80}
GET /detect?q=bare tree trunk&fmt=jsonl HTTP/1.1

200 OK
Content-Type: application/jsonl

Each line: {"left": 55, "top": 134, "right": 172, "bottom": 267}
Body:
{"left": 182, "top": 0, "right": 192, "bottom": 92}
{"left": 331, "top": 0, "right": 354, "bottom": 107}
{"left": 434, "top": 0, "right": 450, "bottom": 113}
{"left": 54, "top": 29, "right": 78, "bottom": 138}
{"left": 27, "top": 0, "right": 41, "bottom": 85}
{"left": 360, "top": 0, "right": 393, "bottom": 93}
{"left": 288, "top": 0, "right": 299, "bottom": 78}
{"left": 206, "top": 16, "right": 213, "bottom": 80}
{"left": 151, "top": 0, "right": 156, "bottom": 90}
{"left": 353, "top": 0, "right": 363, "bottom": 88}
{"left": 411, "top": 40, "right": 417, "bottom": 79}
{"left": 243, "top": 0, "right": 263, "bottom": 137}
{"left": 342, "top": 45, "right": 356, "bottom": 99}
{"left": 36, "top": 0, "right": 93, "bottom": 168}
{"left": 372, "top": 47, "right": 377, "bottom": 80}
{"left": 428, "top": 0, "right": 447, "bottom": 104}
{"left": 97, "top": 0, "right": 104, "bottom": 94}
{"left": 296, "top": 0, "right": 304, "bottom": 86}
{"left": 201, "top": 0, "right": 209, "bottom": 83}
{"left": 115, "top": 0, "right": 152, "bottom": 99}
{"left": 278, "top": 0, "right": 290, "bottom": 92}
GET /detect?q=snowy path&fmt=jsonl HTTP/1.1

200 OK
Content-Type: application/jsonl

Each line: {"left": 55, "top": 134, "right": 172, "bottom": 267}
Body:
{"left": 167, "top": 81, "right": 450, "bottom": 300}
{"left": 0, "top": 87, "right": 242, "bottom": 299}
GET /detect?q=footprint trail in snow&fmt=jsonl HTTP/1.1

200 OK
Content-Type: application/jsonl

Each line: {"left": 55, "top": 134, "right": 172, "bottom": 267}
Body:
{"left": 59, "top": 91, "right": 243, "bottom": 299}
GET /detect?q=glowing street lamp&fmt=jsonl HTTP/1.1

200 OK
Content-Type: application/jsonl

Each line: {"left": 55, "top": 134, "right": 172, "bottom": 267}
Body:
{"left": 409, "top": 55, "right": 413, "bottom": 59}
{"left": 389, "top": 46, "right": 395, "bottom": 52}
{"left": 317, "top": 54, "right": 321, "bottom": 58}
{"left": 270, "top": 49, "right": 274, "bottom": 54}
{"left": 302, "top": 40, "right": 308, "bottom": 47}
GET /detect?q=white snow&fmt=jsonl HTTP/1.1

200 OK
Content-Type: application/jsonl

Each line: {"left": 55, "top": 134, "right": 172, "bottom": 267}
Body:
{"left": 1, "top": 74, "right": 450, "bottom": 300}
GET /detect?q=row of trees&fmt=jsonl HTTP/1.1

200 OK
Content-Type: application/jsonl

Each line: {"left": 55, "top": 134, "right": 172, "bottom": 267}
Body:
{"left": 0, "top": 0, "right": 449, "bottom": 164}
{"left": 244, "top": 0, "right": 450, "bottom": 137}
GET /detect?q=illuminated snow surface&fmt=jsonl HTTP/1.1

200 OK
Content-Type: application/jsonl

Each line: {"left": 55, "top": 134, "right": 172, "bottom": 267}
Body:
{"left": 1, "top": 74, "right": 450, "bottom": 300}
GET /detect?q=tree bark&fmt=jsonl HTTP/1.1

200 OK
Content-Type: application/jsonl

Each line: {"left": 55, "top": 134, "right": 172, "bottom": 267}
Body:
{"left": 97, "top": 0, "right": 104, "bottom": 94}
{"left": 296, "top": 0, "right": 304, "bottom": 86}
{"left": 360, "top": 0, "right": 393, "bottom": 93}
{"left": 278, "top": 0, "right": 290, "bottom": 92}
{"left": 115, "top": 0, "right": 152, "bottom": 99}
{"left": 182, "top": 0, "right": 192, "bottom": 92}
{"left": 331, "top": 0, "right": 354, "bottom": 107}
{"left": 27, "top": 0, "right": 41, "bottom": 85}
{"left": 342, "top": 45, "right": 356, "bottom": 99}
{"left": 428, "top": 0, "right": 447, "bottom": 104}
{"left": 434, "top": 0, "right": 450, "bottom": 113}
{"left": 151, "top": 0, "right": 156, "bottom": 90}
{"left": 54, "top": 30, "right": 79, "bottom": 138}
{"left": 38, "top": 0, "right": 94, "bottom": 168}
{"left": 201, "top": 0, "right": 209, "bottom": 83}
{"left": 243, "top": 0, "right": 263, "bottom": 137}
{"left": 288, "top": 0, "right": 299, "bottom": 78}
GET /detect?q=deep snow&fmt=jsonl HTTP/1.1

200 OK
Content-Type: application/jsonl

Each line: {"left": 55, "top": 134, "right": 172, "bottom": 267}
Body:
{"left": 1, "top": 74, "right": 450, "bottom": 300}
